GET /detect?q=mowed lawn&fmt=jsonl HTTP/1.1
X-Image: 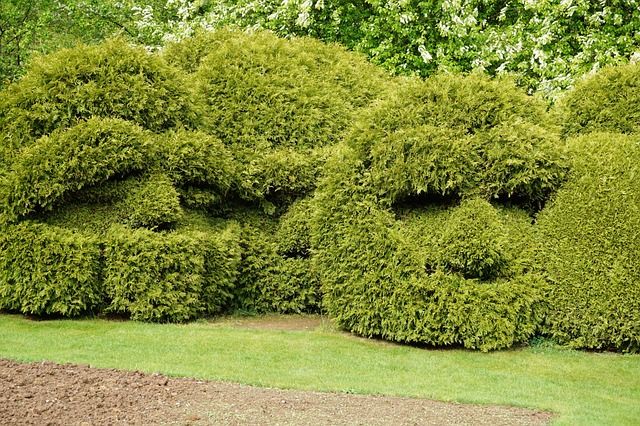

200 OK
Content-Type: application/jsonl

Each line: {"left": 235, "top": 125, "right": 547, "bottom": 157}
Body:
{"left": 0, "top": 314, "right": 638, "bottom": 425}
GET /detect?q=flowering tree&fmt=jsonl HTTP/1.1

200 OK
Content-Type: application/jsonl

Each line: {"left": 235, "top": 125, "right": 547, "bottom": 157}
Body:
{"left": 3, "top": 0, "right": 639, "bottom": 97}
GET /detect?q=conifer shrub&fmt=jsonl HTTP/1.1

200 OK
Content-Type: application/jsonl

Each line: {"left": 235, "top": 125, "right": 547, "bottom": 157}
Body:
{"left": 161, "top": 129, "right": 237, "bottom": 196}
{"left": 276, "top": 198, "right": 314, "bottom": 257}
{"left": 0, "top": 221, "right": 103, "bottom": 316}
{"left": 0, "top": 37, "right": 198, "bottom": 154}
{"left": 558, "top": 63, "right": 640, "bottom": 136}
{"left": 0, "top": 32, "right": 381, "bottom": 322}
{"left": 311, "top": 74, "right": 565, "bottom": 350}
{"left": 103, "top": 223, "right": 241, "bottom": 322}
{"left": 535, "top": 133, "right": 640, "bottom": 352}
{"left": 1, "top": 118, "right": 153, "bottom": 223}
{"left": 351, "top": 74, "right": 566, "bottom": 205}
{"left": 176, "top": 29, "right": 391, "bottom": 206}
{"left": 230, "top": 209, "right": 320, "bottom": 314}
{"left": 119, "top": 174, "right": 183, "bottom": 230}
{"left": 162, "top": 29, "right": 380, "bottom": 313}
{"left": 434, "top": 198, "right": 509, "bottom": 280}
{"left": 236, "top": 147, "right": 331, "bottom": 206}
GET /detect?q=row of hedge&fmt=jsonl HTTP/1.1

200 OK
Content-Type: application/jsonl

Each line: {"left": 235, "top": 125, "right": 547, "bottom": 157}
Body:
{"left": 0, "top": 214, "right": 321, "bottom": 321}
{"left": 0, "top": 31, "right": 639, "bottom": 352}
{"left": 0, "top": 220, "right": 241, "bottom": 322}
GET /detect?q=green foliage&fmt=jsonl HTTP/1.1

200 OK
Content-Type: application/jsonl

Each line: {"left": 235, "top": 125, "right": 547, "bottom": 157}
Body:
{"left": 230, "top": 210, "right": 320, "bottom": 314}
{"left": 0, "top": 37, "right": 198, "bottom": 150}
{"left": 311, "top": 82, "right": 553, "bottom": 349}
{"left": 192, "top": 0, "right": 640, "bottom": 97}
{"left": 535, "top": 133, "right": 640, "bottom": 352}
{"left": 237, "top": 146, "right": 330, "bottom": 205}
{"left": 120, "top": 173, "right": 183, "bottom": 230}
{"left": 435, "top": 199, "right": 509, "bottom": 280}
{"left": 1, "top": 117, "right": 152, "bottom": 222}
{"left": 558, "top": 63, "right": 640, "bottom": 136}
{"left": 0, "top": 221, "right": 102, "bottom": 316}
{"left": 188, "top": 29, "right": 389, "bottom": 150}
{"left": 161, "top": 129, "right": 237, "bottom": 192}
{"left": 276, "top": 197, "right": 314, "bottom": 257}
{"left": 351, "top": 74, "right": 567, "bottom": 205}
{"left": 103, "top": 224, "right": 241, "bottom": 322}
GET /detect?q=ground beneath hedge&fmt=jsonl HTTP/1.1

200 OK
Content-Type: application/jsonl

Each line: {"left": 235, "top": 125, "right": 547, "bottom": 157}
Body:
{"left": 1, "top": 358, "right": 552, "bottom": 426}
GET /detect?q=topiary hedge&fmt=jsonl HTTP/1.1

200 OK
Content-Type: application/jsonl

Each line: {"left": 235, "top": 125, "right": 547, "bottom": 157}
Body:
{"left": 350, "top": 74, "right": 565, "bottom": 206}
{"left": 535, "top": 133, "right": 640, "bottom": 352}
{"left": 227, "top": 208, "right": 320, "bottom": 315}
{"left": 1, "top": 31, "right": 376, "bottom": 321}
{"left": 558, "top": 63, "right": 640, "bottom": 137}
{"left": 160, "top": 29, "right": 389, "bottom": 312}
{"left": 1, "top": 117, "right": 153, "bottom": 223}
{"left": 0, "top": 38, "right": 198, "bottom": 153}
{"left": 311, "top": 73, "right": 566, "bottom": 351}
{"left": 104, "top": 224, "right": 240, "bottom": 322}
{"left": 0, "top": 221, "right": 103, "bottom": 316}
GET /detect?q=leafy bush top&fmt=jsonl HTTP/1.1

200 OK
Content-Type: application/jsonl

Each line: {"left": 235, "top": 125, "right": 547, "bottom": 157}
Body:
{"left": 1, "top": 117, "right": 153, "bottom": 223}
{"left": 0, "top": 37, "right": 198, "bottom": 155}
{"left": 348, "top": 73, "right": 567, "bottom": 205}
{"left": 558, "top": 63, "right": 640, "bottom": 137}
{"left": 187, "top": 29, "right": 390, "bottom": 150}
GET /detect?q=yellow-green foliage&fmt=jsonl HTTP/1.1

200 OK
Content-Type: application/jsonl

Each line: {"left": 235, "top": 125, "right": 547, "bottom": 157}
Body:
{"left": 558, "top": 63, "right": 640, "bottom": 136}
{"left": 535, "top": 133, "right": 640, "bottom": 352}
{"left": 0, "top": 221, "right": 103, "bottom": 316}
{"left": 311, "top": 74, "right": 563, "bottom": 351}
{"left": 168, "top": 29, "right": 390, "bottom": 208}
{"left": 435, "top": 198, "right": 509, "bottom": 280}
{"left": 276, "top": 197, "right": 314, "bottom": 257}
{"left": 0, "top": 38, "right": 198, "bottom": 154}
{"left": 120, "top": 173, "right": 183, "bottom": 230}
{"left": 351, "top": 74, "right": 566, "bottom": 205}
{"left": 1, "top": 118, "right": 153, "bottom": 223}
{"left": 192, "top": 29, "right": 380, "bottom": 149}
{"left": 230, "top": 209, "right": 320, "bottom": 314}
{"left": 0, "top": 31, "right": 377, "bottom": 322}
{"left": 104, "top": 223, "right": 241, "bottom": 322}
{"left": 161, "top": 129, "right": 237, "bottom": 194}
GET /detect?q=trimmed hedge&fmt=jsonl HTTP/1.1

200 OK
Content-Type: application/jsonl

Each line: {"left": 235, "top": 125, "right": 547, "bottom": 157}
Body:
{"left": 0, "top": 37, "right": 198, "bottom": 153}
{"left": 1, "top": 117, "right": 152, "bottom": 223}
{"left": 434, "top": 198, "right": 509, "bottom": 280}
{"left": 0, "top": 221, "right": 103, "bottom": 316}
{"left": 104, "top": 223, "right": 241, "bottom": 322}
{"left": 351, "top": 74, "right": 566, "bottom": 206}
{"left": 161, "top": 129, "right": 237, "bottom": 195}
{"left": 311, "top": 74, "right": 564, "bottom": 350}
{"left": 236, "top": 146, "right": 331, "bottom": 206}
{"left": 535, "top": 133, "right": 640, "bottom": 352}
{"left": 312, "top": 147, "right": 549, "bottom": 351}
{"left": 231, "top": 210, "right": 320, "bottom": 314}
{"left": 558, "top": 63, "right": 640, "bottom": 136}
{"left": 119, "top": 173, "right": 183, "bottom": 230}
{"left": 176, "top": 29, "right": 391, "bottom": 208}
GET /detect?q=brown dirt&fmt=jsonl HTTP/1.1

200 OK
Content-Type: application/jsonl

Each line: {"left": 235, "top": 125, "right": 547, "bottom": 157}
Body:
{"left": 0, "top": 358, "right": 553, "bottom": 425}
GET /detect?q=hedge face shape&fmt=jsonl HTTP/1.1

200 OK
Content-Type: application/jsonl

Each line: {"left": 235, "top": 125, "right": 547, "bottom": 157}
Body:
{"left": 535, "top": 133, "right": 640, "bottom": 352}
{"left": 0, "top": 31, "right": 384, "bottom": 320}
{"left": 166, "top": 29, "right": 391, "bottom": 206}
{"left": 312, "top": 74, "right": 566, "bottom": 351}
{"left": 0, "top": 222, "right": 103, "bottom": 317}
{"left": 1, "top": 118, "right": 153, "bottom": 223}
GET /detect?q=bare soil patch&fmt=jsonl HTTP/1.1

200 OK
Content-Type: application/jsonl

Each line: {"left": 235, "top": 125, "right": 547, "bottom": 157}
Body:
{"left": 0, "top": 358, "right": 553, "bottom": 425}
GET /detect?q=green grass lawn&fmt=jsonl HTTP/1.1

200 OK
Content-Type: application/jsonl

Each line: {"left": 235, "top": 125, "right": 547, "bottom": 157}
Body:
{"left": 1, "top": 313, "right": 638, "bottom": 425}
